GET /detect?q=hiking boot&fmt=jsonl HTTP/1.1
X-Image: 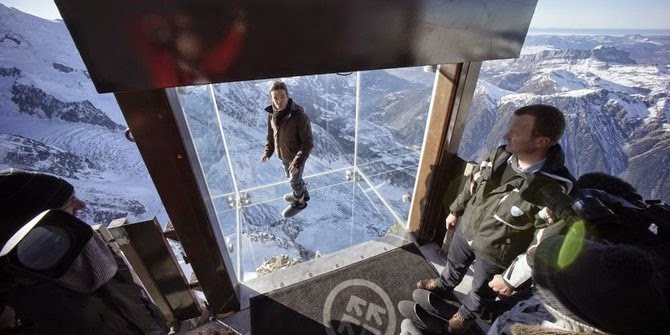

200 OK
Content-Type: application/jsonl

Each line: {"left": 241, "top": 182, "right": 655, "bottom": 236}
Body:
{"left": 283, "top": 188, "right": 310, "bottom": 203}
{"left": 282, "top": 201, "right": 308, "bottom": 218}
{"left": 283, "top": 192, "right": 302, "bottom": 203}
{"left": 416, "top": 278, "right": 441, "bottom": 291}
{"left": 447, "top": 311, "right": 474, "bottom": 334}
{"left": 416, "top": 278, "right": 457, "bottom": 301}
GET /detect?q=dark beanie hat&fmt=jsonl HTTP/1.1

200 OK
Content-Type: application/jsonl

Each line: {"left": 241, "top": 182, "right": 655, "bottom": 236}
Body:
{"left": 533, "top": 234, "right": 670, "bottom": 334}
{"left": 0, "top": 168, "right": 74, "bottom": 248}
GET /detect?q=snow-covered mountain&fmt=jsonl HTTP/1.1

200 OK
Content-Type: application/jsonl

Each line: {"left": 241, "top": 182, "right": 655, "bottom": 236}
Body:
{"left": 0, "top": 4, "right": 165, "bottom": 225}
{"left": 460, "top": 34, "right": 670, "bottom": 201}
{"left": 2, "top": 4, "right": 669, "bottom": 279}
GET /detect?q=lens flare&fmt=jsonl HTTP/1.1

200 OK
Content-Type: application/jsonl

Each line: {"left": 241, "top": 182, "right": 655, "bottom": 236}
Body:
{"left": 557, "top": 219, "right": 585, "bottom": 268}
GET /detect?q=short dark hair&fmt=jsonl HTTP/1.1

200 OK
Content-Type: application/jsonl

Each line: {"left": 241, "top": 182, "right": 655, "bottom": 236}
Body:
{"left": 513, "top": 104, "right": 566, "bottom": 144}
{"left": 269, "top": 81, "right": 288, "bottom": 95}
{"left": 577, "top": 172, "right": 643, "bottom": 202}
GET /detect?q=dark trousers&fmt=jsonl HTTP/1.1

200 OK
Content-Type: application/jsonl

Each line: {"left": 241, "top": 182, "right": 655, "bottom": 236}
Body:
{"left": 282, "top": 160, "right": 306, "bottom": 196}
{"left": 438, "top": 229, "right": 505, "bottom": 319}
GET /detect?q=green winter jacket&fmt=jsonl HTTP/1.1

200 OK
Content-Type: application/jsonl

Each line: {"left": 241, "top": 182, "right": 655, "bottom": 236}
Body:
{"left": 449, "top": 145, "right": 574, "bottom": 267}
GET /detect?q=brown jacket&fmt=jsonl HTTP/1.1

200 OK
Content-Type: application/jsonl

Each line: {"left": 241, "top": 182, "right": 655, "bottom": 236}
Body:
{"left": 264, "top": 99, "right": 314, "bottom": 167}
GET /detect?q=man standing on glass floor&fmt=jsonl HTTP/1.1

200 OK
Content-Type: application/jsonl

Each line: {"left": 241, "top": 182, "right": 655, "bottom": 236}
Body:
{"left": 260, "top": 81, "right": 314, "bottom": 217}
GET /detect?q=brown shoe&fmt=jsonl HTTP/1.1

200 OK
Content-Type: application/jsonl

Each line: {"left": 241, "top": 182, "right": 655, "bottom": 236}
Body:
{"left": 416, "top": 278, "right": 440, "bottom": 291}
{"left": 447, "top": 311, "right": 474, "bottom": 334}
{"left": 416, "top": 278, "right": 459, "bottom": 303}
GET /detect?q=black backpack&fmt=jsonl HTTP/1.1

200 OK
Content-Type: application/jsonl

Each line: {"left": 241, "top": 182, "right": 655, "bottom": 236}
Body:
{"left": 575, "top": 189, "right": 669, "bottom": 247}
{"left": 572, "top": 191, "right": 670, "bottom": 305}
{"left": 640, "top": 200, "right": 670, "bottom": 242}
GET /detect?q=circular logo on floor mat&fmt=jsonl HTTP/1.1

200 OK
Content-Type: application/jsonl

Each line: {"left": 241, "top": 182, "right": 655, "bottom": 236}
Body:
{"left": 323, "top": 279, "right": 396, "bottom": 335}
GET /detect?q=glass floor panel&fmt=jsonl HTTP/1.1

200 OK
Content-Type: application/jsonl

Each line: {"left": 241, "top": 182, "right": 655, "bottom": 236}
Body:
{"left": 213, "top": 169, "right": 402, "bottom": 281}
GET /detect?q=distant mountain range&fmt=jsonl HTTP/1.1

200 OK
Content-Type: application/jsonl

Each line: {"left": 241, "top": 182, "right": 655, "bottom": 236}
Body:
{"left": 1, "top": 4, "right": 668, "bottom": 277}
{"left": 462, "top": 34, "right": 670, "bottom": 201}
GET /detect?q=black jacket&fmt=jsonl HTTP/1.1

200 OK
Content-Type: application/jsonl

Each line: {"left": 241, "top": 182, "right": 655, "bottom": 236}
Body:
{"left": 3, "top": 255, "right": 167, "bottom": 335}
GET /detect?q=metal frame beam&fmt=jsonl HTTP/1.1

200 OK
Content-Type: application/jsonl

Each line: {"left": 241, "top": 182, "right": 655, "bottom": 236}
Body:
{"left": 407, "top": 62, "right": 481, "bottom": 244}
{"left": 114, "top": 89, "right": 239, "bottom": 314}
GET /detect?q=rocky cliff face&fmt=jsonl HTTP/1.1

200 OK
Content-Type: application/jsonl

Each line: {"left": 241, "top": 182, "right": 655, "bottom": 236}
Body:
{"left": 0, "top": 134, "right": 100, "bottom": 178}
{"left": 11, "top": 83, "right": 124, "bottom": 131}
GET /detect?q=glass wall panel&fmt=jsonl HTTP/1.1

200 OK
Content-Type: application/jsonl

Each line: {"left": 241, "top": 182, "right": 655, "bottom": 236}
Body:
{"left": 176, "top": 67, "right": 435, "bottom": 280}
{"left": 285, "top": 74, "right": 358, "bottom": 174}
{"left": 356, "top": 69, "right": 434, "bottom": 221}
{"left": 176, "top": 86, "right": 241, "bottom": 275}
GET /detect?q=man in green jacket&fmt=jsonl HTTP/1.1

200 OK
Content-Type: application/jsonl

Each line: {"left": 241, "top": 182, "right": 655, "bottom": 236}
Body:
{"left": 261, "top": 81, "right": 314, "bottom": 217}
{"left": 414, "top": 104, "right": 574, "bottom": 334}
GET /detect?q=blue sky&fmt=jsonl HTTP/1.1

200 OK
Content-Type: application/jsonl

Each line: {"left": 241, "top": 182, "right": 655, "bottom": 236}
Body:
{"left": 1, "top": 0, "right": 669, "bottom": 30}
{"left": 531, "top": 0, "right": 669, "bottom": 29}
